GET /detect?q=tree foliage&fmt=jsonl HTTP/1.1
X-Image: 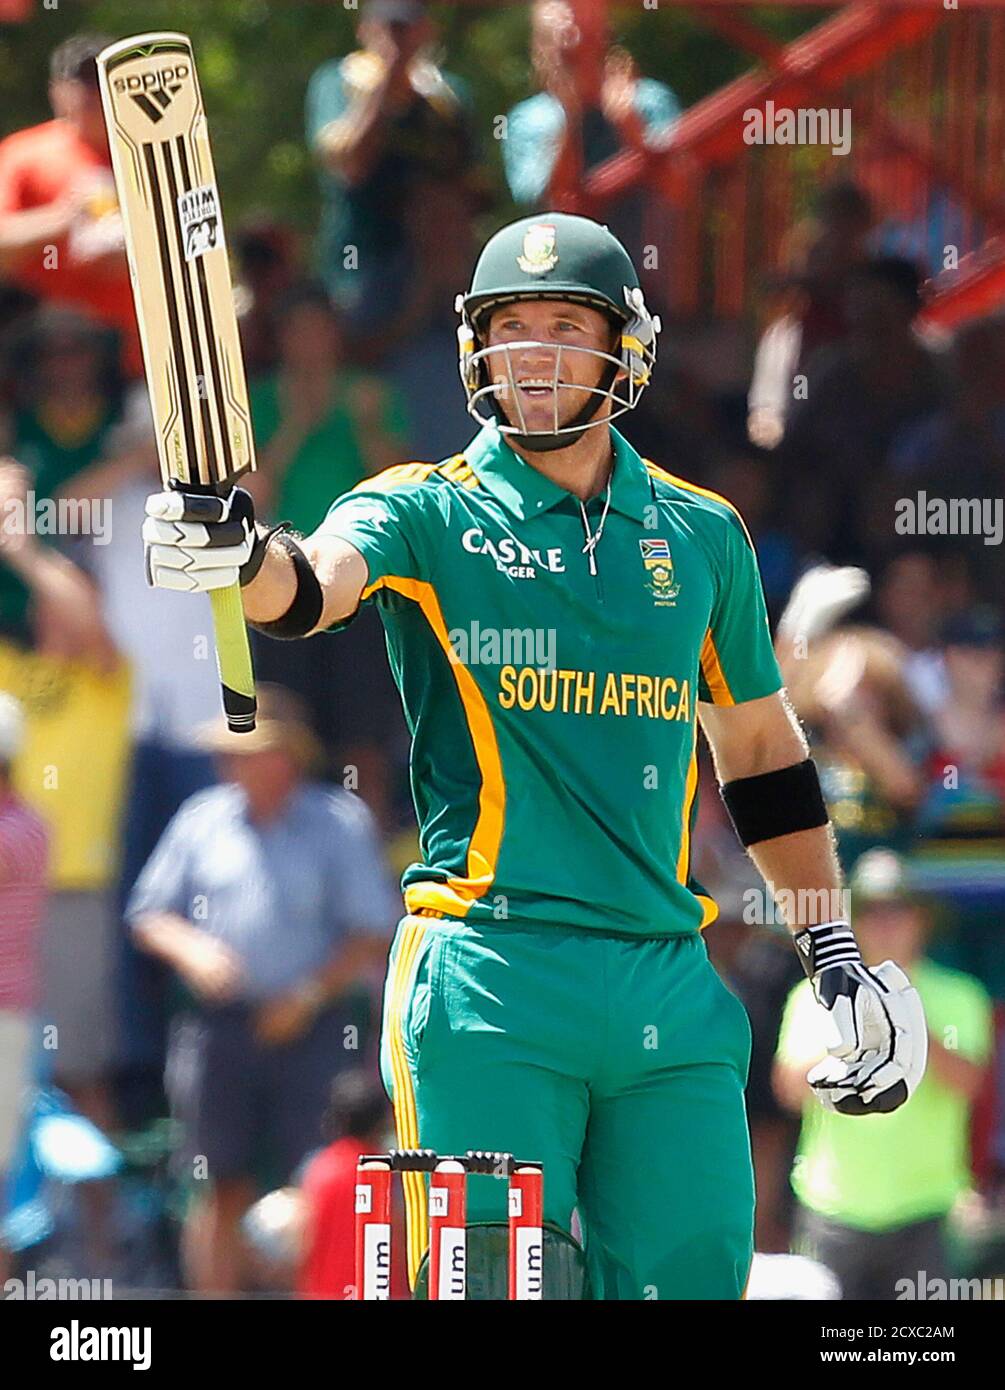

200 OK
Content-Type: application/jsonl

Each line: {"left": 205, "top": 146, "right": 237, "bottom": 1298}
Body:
{"left": 0, "top": 1, "right": 816, "bottom": 239}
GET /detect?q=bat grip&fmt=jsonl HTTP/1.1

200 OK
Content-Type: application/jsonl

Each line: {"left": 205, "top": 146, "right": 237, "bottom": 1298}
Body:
{"left": 208, "top": 581, "right": 257, "bottom": 732}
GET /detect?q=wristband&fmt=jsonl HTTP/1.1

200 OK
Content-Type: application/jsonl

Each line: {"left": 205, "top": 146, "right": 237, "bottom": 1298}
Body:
{"left": 792, "top": 920, "right": 862, "bottom": 979}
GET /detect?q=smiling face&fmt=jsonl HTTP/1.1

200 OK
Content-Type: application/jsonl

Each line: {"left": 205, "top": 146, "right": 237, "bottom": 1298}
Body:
{"left": 483, "top": 298, "right": 621, "bottom": 436}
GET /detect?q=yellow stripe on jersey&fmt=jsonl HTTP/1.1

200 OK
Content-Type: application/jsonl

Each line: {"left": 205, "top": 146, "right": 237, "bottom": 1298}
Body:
{"left": 676, "top": 731, "right": 720, "bottom": 930}
{"left": 700, "top": 628, "right": 734, "bottom": 707}
{"left": 642, "top": 460, "right": 756, "bottom": 549}
{"left": 385, "top": 916, "right": 429, "bottom": 1286}
{"left": 351, "top": 457, "right": 481, "bottom": 495}
{"left": 677, "top": 741, "right": 698, "bottom": 886}
{"left": 437, "top": 454, "right": 480, "bottom": 489}
{"left": 351, "top": 461, "right": 440, "bottom": 493}
{"left": 646, "top": 461, "right": 747, "bottom": 714}
{"left": 360, "top": 575, "right": 506, "bottom": 917}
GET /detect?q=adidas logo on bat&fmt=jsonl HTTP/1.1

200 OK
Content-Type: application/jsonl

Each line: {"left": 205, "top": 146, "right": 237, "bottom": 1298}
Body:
{"left": 113, "top": 65, "right": 188, "bottom": 123}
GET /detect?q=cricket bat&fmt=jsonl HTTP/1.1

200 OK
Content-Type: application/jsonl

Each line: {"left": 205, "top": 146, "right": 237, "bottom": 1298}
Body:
{"left": 97, "top": 33, "right": 257, "bottom": 732}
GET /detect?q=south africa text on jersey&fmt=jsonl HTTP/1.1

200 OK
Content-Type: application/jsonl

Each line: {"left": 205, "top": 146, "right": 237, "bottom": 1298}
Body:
{"left": 498, "top": 666, "right": 692, "bottom": 721}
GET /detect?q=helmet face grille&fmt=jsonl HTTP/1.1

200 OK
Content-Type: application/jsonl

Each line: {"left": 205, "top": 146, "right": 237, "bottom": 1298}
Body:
{"left": 456, "top": 281, "right": 659, "bottom": 438}
{"left": 458, "top": 332, "right": 656, "bottom": 446}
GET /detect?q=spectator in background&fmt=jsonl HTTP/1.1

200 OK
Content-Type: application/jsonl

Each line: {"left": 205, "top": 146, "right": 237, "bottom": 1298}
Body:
{"left": 298, "top": 1068, "right": 407, "bottom": 1300}
{"left": 799, "top": 183, "right": 874, "bottom": 362}
{"left": 233, "top": 217, "right": 300, "bottom": 380}
{"left": 247, "top": 283, "right": 406, "bottom": 534}
{"left": 0, "top": 432, "right": 129, "bottom": 1161}
{"left": 247, "top": 281, "right": 408, "bottom": 831}
{"left": 883, "top": 314, "right": 1005, "bottom": 607}
{"left": 0, "top": 34, "right": 141, "bottom": 379}
{"left": 774, "top": 850, "right": 991, "bottom": 1300}
{"left": 0, "top": 453, "right": 116, "bottom": 664}
{"left": 504, "top": 0, "right": 679, "bottom": 275}
{"left": 873, "top": 550, "right": 966, "bottom": 720}
{"left": 305, "top": 0, "right": 482, "bottom": 458}
{"left": 126, "top": 686, "right": 399, "bottom": 1294}
{"left": 699, "top": 855, "right": 803, "bottom": 1256}
{"left": 888, "top": 314, "right": 1005, "bottom": 497}
{"left": 748, "top": 183, "right": 873, "bottom": 449}
{"left": 915, "top": 609, "right": 1005, "bottom": 1002}
{"left": 777, "top": 568, "right": 928, "bottom": 872}
{"left": 0, "top": 309, "right": 122, "bottom": 644}
{"left": 703, "top": 423, "right": 797, "bottom": 619}
{"left": 307, "top": 0, "right": 470, "bottom": 323}
{"left": 505, "top": 0, "right": 680, "bottom": 201}
{"left": 0, "top": 691, "right": 48, "bottom": 1282}
{"left": 731, "top": 923, "right": 805, "bottom": 1256}
{"left": 0, "top": 443, "right": 124, "bottom": 1136}
{"left": 779, "top": 255, "right": 942, "bottom": 567}
{"left": 41, "top": 386, "right": 224, "bottom": 1127}
{"left": 923, "top": 609, "right": 1005, "bottom": 842}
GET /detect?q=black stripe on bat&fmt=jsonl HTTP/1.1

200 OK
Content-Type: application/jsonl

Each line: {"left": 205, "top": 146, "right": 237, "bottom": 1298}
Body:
{"left": 142, "top": 142, "right": 198, "bottom": 482}
{"left": 174, "top": 135, "right": 235, "bottom": 487}
{"left": 159, "top": 140, "right": 219, "bottom": 486}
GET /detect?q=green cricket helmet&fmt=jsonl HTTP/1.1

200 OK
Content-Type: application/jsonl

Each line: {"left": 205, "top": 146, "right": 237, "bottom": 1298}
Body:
{"left": 455, "top": 213, "right": 661, "bottom": 452}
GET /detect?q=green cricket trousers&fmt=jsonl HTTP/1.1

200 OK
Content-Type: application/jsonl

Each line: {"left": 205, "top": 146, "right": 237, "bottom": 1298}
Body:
{"left": 379, "top": 913, "right": 754, "bottom": 1300}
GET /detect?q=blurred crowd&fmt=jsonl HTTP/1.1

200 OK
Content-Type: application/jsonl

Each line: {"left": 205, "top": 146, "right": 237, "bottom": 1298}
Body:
{"left": 0, "top": 1, "right": 1003, "bottom": 1299}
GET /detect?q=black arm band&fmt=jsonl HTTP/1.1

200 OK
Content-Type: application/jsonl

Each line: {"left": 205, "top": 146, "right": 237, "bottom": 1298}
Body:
{"left": 720, "top": 758, "right": 829, "bottom": 847}
{"left": 248, "top": 530, "right": 324, "bottom": 640}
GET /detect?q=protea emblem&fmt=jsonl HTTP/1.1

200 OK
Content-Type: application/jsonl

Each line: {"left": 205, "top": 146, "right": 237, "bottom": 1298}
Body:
{"left": 517, "top": 224, "right": 558, "bottom": 274}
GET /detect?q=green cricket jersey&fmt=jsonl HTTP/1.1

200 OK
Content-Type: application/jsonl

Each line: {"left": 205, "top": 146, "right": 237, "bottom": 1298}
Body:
{"left": 319, "top": 423, "right": 782, "bottom": 935}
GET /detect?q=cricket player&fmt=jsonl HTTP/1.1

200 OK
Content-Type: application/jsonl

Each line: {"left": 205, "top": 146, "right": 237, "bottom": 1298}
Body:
{"left": 143, "top": 213, "right": 927, "bottom": 1299}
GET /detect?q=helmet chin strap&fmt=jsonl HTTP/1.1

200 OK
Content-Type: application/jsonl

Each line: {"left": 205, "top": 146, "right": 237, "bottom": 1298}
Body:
{"left": 494, "top": 356, "right": 621, "bottom": 454}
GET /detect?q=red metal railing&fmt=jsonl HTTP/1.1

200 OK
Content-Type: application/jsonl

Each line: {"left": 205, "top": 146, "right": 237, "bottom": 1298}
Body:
{"left": 552, "top": 2, "right": 1005, "bottom": 325}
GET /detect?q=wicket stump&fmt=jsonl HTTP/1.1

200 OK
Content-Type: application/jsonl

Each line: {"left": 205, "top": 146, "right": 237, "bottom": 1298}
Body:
{"left": 354, "top": 1149, "right": 544, "bottom": 1300}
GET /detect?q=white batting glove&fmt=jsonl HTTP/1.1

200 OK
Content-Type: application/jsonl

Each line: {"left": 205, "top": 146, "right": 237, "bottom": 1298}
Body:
{"left": 794, "top": 922, "right": 928, "bottom": 1115}
{"left": 143, "top": 486, "right": 256, "bottom": 593}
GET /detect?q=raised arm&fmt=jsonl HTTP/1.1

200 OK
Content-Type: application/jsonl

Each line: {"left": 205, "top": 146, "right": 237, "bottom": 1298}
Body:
{"left": 241, "top": 527, "right": 369, "bottom": 634}
{"left": 143, "top": 465, "right": 429, "bottom": 642}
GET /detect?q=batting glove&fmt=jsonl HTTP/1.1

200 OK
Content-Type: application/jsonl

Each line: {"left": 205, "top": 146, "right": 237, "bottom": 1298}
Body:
{"left": 143, "top": 486, "right": 268, "bottom": 593}
{"left": 794, "top": 921, "right": 928, "bottom": 1115}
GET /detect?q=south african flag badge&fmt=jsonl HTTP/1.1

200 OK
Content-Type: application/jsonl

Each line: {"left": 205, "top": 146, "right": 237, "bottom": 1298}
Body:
{"left": 639, "top": 538, "right": 680, "bottom": 606}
